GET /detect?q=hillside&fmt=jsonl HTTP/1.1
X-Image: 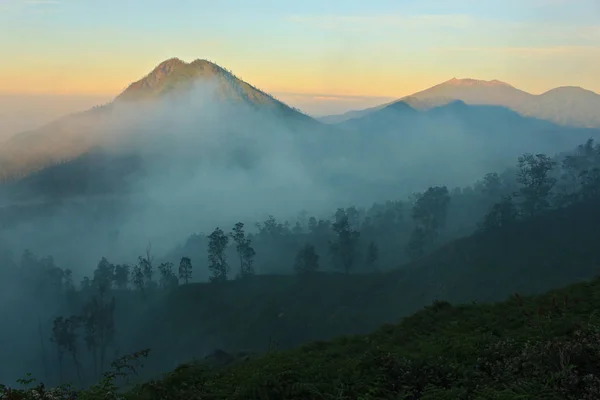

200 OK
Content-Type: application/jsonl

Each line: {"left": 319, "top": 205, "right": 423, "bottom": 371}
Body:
{"left": 320, "top": 78, "right": 600, "bottom": 128}
{"left": 6, "top": 254, "right": 600, "bottom": 398}
{"left": 140, "top": 200, "right": 600, "bottom": 359}
{"left": 3, "top": 197, "right": 597, "bottom": 388}
{"left": 0, "top": 58, "right": 315, "bottom": 182}
{"left": 124, "top": 277, "right": 600, "bottom": 399}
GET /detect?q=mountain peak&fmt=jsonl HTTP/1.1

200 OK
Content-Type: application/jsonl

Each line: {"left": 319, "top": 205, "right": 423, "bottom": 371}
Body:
{"left": 541, "top": 86, "right": 599, "bottom": 97}
{"left": 444, "top": 78, "right": 513, "bottom": 88}
{"left": 148, "top": 57, "right": 187, "bottom": 78}
{"left": 114, "top": 58, "right": 225, "bottom": 102}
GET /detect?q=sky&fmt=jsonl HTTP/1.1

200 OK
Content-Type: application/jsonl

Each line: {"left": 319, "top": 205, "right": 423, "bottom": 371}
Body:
{"left": 0, "top": 0, "right": 599, "bottom": 134}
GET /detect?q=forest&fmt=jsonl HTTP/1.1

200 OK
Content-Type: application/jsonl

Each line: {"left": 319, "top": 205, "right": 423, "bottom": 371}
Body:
{"left": 1, "top": 137, "right": 600, "bottom": 399}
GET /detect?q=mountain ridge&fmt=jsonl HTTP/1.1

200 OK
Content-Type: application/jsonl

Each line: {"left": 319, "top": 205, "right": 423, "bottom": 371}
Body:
{"left": 0, "top": 58, "right": 316, "bottom": 181}
{"left": 114, "top": 57, "right": 299, "bottom": 112}
{"left": 319, "top": 78, "right": 600, "bottom": 127}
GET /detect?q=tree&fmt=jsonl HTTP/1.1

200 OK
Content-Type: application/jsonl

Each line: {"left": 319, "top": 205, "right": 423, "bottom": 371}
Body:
{"left": 294, "top": 244, "right": 319, "bottom": 275}
{"left": 558, "top": 140, "right": 599, "bottom": 205}
{"left": 365, "top": 241, "right": 379, "bottom": 270}
{"left": 480, "top": 172, "right": 503, "bottom": 201}
{"left": 92, "top": 257, "right": 115, "bottom": 296}
{"left": 516, "top": 153, "right": 557, "bottom": 217}
{"left": 408, "top": 186, "right": 450, "bottom": 258}
{"left": 178, "top": 257, "right": 192, "bottom": 284}
{"left": 480, "top": 195, "right": 519, "bottom": 231}
{"left": 51, "top": 315, "right": 82, "bottom": 384}
{"left": 406, "top": 226, "right": 432, "bottom": 261}
{"left": 411, "top": 186, "right": 451, "bottom": 236}
{"left": 82, "top": 295, "right": 116, "bottom": 376}
{"left": 113, "top": 264, "right": 130, "bottom": 290}
{"left": 131, "top": 265, "right": 145, "bottom": 296}
{"left": 208, "top": 227, "right": 229, "bottom": 282}
{"left": 580, "top": 168, "right": 600, "bottom": 200}
{"left": 80, "top": 276, "right": 91, "bottom": 291}
{"left": 158, "top": 262, "right": 178, "bottom": 289}
{"left": 230, "top": 222, "right": 256, "bottom": 279}
{"left": 63, "top": 268, "right": 77, "bottom": 307}
{"left": 139, "top": 244, "right": 155, "bottom": 288}
{"left": 329, "top": 208, "right": 360, "bottom": 274}
{"left": 562, "top": 139, "right": 600, "bottom": 184}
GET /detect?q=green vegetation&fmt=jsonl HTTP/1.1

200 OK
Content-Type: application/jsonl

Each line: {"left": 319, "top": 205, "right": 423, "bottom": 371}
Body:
{"left": 5, "top": 275, "right": 600, "bottom": 399}
{"left": 122, "top": 278, "right": 600, "bottom": 399}
{"left": 2, "top": 138, "right": 600, "bottom": 398}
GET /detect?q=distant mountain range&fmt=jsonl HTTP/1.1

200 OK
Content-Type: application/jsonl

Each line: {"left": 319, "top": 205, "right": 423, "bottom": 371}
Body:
{"left": 1, "top": 58, "right": 600, "bottom": 207}
{"left": 319, "top": 78, "right": 600, "bottom": 128}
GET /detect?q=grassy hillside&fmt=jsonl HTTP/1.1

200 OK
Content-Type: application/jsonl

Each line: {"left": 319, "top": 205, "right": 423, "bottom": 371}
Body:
{"left": 127, "top": 277, "right": 600, "bottom": 399}
{"left": 6, "top": 271, "right": 600, "bottom": 399}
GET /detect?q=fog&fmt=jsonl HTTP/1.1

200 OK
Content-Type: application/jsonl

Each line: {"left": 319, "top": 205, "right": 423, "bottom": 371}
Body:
{"left": 2, "top": 78, "right": 599, "bottom": 273}
{"left": 1, "top": 75, "right": 599, "bottom": 388}
{"left": 0, "top": 93, "right": 111, "bottom": 142}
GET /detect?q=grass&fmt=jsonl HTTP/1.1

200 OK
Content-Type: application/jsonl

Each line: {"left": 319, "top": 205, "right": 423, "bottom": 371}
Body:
{"left": 4, "top": 276, "right": 600, "bottom": 399}
{"left": 121, "top": 278, "right": 600, "bottom": 399}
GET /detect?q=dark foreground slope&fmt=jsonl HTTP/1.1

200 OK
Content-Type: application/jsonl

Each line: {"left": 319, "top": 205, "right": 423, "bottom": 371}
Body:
{"left": 129, "top": 278, "right": 600, "bottom": 400}
{"left": 5, "top": 272, "right": 600, "bottom": 399}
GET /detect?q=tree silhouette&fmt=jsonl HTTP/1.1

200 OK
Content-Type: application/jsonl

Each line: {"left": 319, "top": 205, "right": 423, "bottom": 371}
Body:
{"left": 113, "top": 264, "right": 130, "bottom": 290}
{"left": 329, "top": 208, "right": 360, "bottom": 274}
{"left": 230, "top": 222, "right": 256, "bottom": 279}
{"left": 131, "top": 265, "right": 145, "bottom": 297}
{"left": 208, "top": 227, "right": 229, "bottom": 282}
{"left": 82, "top": 295, "right": 116, "bottom": 376}
{"left": 408, "top": 186, "right": 450, "bottom": 258}
{"left": 516, "top": 153, "right": 556, "bottom": 217}
{"left": 139, "top": 245, "right": 155, "bottom": 288}
{"left": 366, "top": 241, "right": 379, "bottom": 270}
{"left": 158, "top": 262, "right": 178, "bottom": 289}
{"left": 178, "top": 257, "right": 192, "bottom": 284}
{"left": 481, "top": 195, "right": 519, "bottom": 231}
{"left": 92, "top": 257, "right": 115, "bottom": 296}
{"left": 294, "top": 244, "right": 319, "bottom": 275}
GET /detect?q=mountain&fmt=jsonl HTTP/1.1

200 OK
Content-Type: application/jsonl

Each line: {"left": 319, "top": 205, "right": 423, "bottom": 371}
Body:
{"left": 319, "top": 78, "right": 600, "bottom": 128}
{"left": 0, "top": 58, "right": 315, "bottom": 183}
{"left": 115, "top": 58, "right": 306, "bottom": 118}
{"left": 411, "top": 77, "right": 532, "bottom": 106}
{"left": 523, "top": 86, "right": 600, "bottom": 127}
{"left": 317, "top": 95, "right": 455, "bottom": 124}
{"left": 335, "top": 98, "right": 600, "bottom": 175}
